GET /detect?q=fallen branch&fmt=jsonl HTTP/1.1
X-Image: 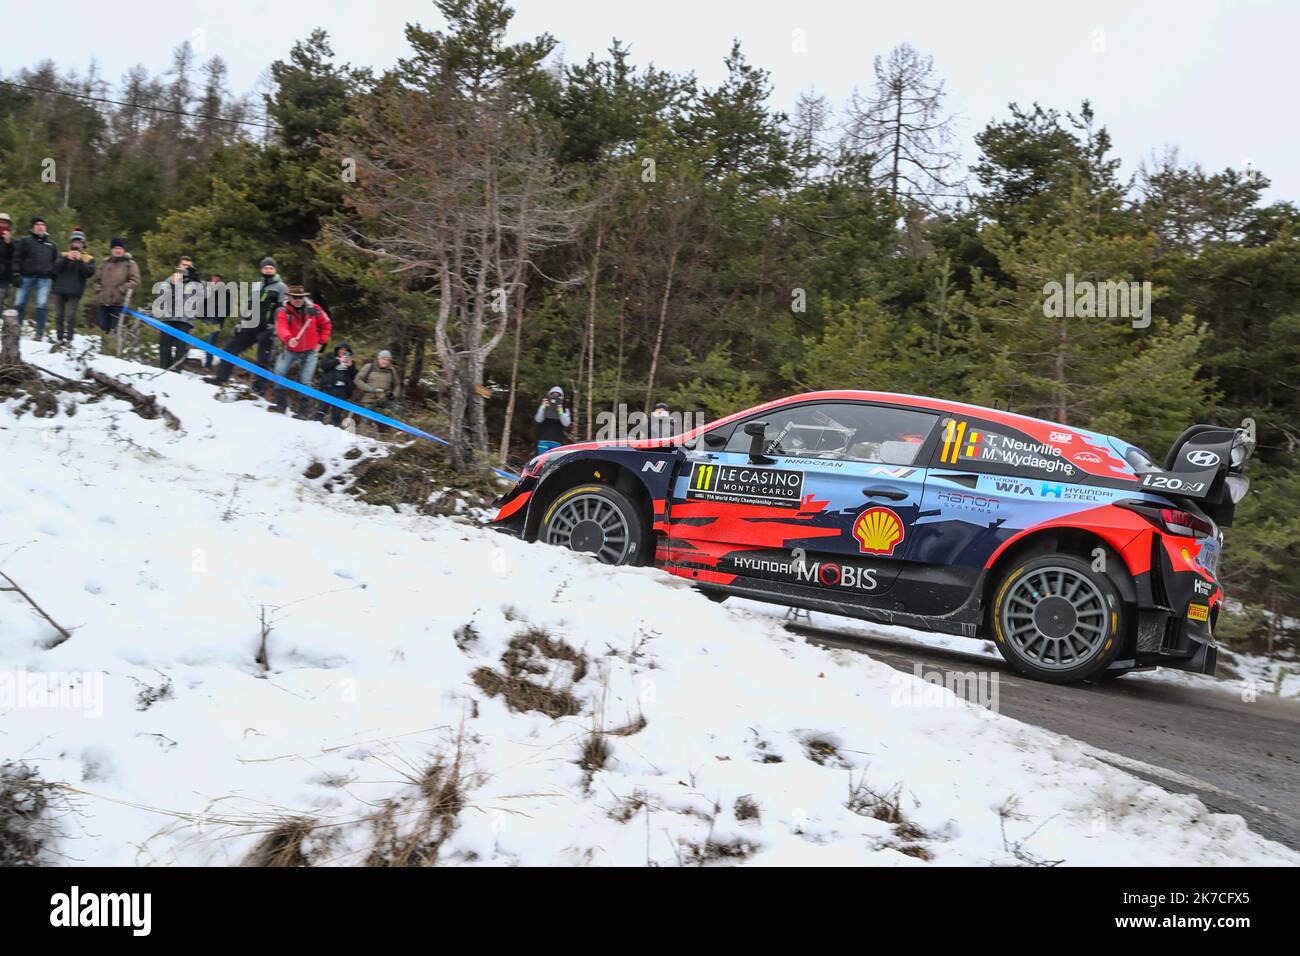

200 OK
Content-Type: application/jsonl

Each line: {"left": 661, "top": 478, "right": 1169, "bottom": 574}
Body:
{"left": 0, "top": 570, "right": 73, "bottom": 647}
{"left": 84, "top": 369, "right": 182, "bottom": 431}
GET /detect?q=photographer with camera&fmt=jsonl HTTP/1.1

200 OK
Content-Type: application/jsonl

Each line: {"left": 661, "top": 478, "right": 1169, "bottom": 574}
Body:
{"left": 534, "top": 386, "right": 571, "bottom": 454}
{"left": 51, "top": 229, "right": 95, "bottom": 345}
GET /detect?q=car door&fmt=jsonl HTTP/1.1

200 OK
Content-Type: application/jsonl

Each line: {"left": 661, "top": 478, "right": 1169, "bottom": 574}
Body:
{"left": 667, "top": 401, "right": 940, "bottom": 600}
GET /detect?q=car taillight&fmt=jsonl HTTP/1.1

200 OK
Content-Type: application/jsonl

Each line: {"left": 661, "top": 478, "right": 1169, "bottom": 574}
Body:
{"left": 1159, "top": 508, "right": 1214, "bottom": 538}
{"left": 1117, "top": 501, "right": 1215, "bottom": 539}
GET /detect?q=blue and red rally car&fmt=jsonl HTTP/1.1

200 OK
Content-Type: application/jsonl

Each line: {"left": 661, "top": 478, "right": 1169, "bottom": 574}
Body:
{"left": 490, "top": 391, "right": 1254, "bottom": 684}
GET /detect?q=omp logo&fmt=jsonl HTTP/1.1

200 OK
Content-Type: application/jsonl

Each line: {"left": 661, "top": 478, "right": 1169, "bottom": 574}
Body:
{"left": 692, "top": 464, "right": 716, "bottom": 490}
{"left": 1186, "top": 450, "right": 1221, "bottom": 467}
{"left": 853, "top": 507, "right": 904, "bottom": 556}
{"left": 50, "top": 886, "right": 151, "bottom": 936}
{"left": 1049, "top": 431, "right": 1073, "bottom": 444}
{"left": 641, "top": 460, "right": 666, "bottom": 473}
{"left": 993, "top": 479, "right": 1034, "bottom": 495}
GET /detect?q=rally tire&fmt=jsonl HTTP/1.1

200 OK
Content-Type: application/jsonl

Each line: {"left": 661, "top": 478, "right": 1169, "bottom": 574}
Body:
{"left": 540, "top": 483, "right": 645, "bottom": 566}
{"left": 990, "top": 553, "right": 1127, "bottom": 684}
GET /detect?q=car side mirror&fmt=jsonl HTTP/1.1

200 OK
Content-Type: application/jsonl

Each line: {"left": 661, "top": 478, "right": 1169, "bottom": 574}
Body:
{"left": 744, "top": 420, "right": 770, "bottom": 463}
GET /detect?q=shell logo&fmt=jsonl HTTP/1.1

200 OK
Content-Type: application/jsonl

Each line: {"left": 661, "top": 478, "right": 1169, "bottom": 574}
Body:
{"left": 853, "top": 507, "right": 904, "bottom": 556}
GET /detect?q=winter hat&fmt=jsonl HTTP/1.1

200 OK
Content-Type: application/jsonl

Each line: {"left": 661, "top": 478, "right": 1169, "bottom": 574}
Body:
{"left": 377, "top": 350, "right": 393, "bottom": 360}
{"left": 31, "top": 216, "right": 46, "bottom": 226}
{"left": 0, "top": 213, "right": 11, "bottom": 223}
{"left": 110, "top": 237, "right": 127, "bottom": 250}
{"left": 70, "top": 229, "right": 86, "bottom": 243}
{"left": 260, "top": 257, "right": 277, "bottom": 269}
{"left": 547, "top": 386, "right": 564, "bottom": 398}
{"left": 334, "top": 342, "right": 353, "bottom": 356}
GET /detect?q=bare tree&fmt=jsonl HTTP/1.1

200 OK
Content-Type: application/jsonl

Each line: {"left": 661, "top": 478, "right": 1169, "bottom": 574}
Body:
{"left": 789, "top": 89, "right": 833, "bottom": 182}
{"left": 331, "top": 86, "right": 581, "bottom": 470}
{"left": 844, "top": 43, "right": 961, "bottom": 208}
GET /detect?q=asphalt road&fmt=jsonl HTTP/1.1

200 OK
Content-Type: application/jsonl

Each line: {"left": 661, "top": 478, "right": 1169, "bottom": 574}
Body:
{"left": 787, "top": 620, "right": 1300, "bottom": 852}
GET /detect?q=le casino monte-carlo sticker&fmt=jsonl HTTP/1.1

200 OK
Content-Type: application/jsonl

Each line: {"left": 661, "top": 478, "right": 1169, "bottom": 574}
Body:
{"left": 687, "top": 463, "right": 805, "bottom": 508}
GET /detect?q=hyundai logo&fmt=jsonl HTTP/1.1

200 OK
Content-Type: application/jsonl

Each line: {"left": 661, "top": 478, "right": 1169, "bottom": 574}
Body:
{"left": 1186, "top": 450, "right": 1221, "bottom": 467}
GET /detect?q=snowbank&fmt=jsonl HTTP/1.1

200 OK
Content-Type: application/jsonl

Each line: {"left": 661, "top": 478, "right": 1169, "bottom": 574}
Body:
{"left": 1, "top": 338, "right": 1294, "bottom": 866}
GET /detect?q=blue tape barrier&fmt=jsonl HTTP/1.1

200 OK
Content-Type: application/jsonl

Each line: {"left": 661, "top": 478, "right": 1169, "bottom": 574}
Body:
{"left": 124, "top": 307, "right": 520, "bottom": 482}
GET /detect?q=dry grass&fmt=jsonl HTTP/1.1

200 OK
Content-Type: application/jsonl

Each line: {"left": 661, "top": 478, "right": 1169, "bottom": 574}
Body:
{"left": 0, "top": 762, "right": 63, "bottom": 866}
{"left": 682, "top": 836, "right": 759, "bottom": 866}
{"left": 347, "top": 438, "right": 497, "bottom": 515}
{"left": 847, "top": 774, "right": 934, "bottom": 860}
{"left": 608, "top": 789, "right": 651, "bottom": 824}
{"left": 365, "top": 752, "right": 469, "bottom": 867}
{"left": 453, "top": 622, "right": 480, "bottom": 652}
{"left": 802, "top": 735, "right": 845, "bottom": 767}
{"left": 734, "top": 795, "right": 761, "bottom": 823}
{"left": 242, "top": 816, "right": 318, "bottom": 867}
{"left": 472, "top": 627, "right": 588, "bottom": 719}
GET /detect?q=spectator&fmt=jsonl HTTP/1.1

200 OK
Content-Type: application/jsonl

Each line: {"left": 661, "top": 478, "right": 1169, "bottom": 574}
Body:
{"left": 650, "top": 401, "right": 677, "bottom": 438}
{"left": 93, "top": 238, "right": 141, "bottom": 334}
{"left": 270, "top": 284, "right": 331, "bottom": 416}
{"left": 50, "top": 230, "right": 96, "bottom": 346}
{"left": 13, "top": 217, "right": 59, "bottom": 340}
{"left": 204, "top": 256, "right": 286, "bottom": 396}
{"left": 155, "top": 256, "right": 201, "bottom": 371}
{"left": 315, "top": 342, "right": 357, "bottom": 427}
{"left": 199, "top": 273, "right": 229, "bottom": 369}
{"left": 534, "top": 386, "right": 571, "bottom": 453}
{"left": 0, "top": 213, "right": 13, "bottom": 309}
{"left": 354, "top": 350, "right": 403, "bottom": 432}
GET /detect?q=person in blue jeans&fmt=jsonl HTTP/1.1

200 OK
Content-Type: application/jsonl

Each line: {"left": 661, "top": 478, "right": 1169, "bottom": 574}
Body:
{"left": 13, "top": 217, "right": 59, "bottom": 340}
{"left": 200, "top": 273, "right": 229, "bottom": 369}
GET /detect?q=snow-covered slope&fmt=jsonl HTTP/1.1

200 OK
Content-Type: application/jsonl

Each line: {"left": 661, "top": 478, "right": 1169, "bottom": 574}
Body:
{"left": 2, "top": 339, "right": 1295, "bottom": 866}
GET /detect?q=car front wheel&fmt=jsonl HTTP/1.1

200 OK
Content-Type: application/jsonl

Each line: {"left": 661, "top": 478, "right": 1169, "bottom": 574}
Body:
{"left": 991, "top": 553, "right": 1126, "bottom": 684}
{"left": 540, "top": 483, "right": 645, "bottom": 566}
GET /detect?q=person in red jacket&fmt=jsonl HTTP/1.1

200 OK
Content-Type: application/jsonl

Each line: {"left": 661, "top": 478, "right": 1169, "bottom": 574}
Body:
{"left": 270, "top": 284, "right": 331, "bottom": 416}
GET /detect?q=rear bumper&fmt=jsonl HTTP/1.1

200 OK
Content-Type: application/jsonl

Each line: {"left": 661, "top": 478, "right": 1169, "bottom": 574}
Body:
{"left": 1133, "top": 607, "right": 1218, "bottom": 675}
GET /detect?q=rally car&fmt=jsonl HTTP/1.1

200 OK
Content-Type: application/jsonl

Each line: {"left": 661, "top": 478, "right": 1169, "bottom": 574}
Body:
{"left": 490, "top": 391, "right": 1254, "bottom": 684}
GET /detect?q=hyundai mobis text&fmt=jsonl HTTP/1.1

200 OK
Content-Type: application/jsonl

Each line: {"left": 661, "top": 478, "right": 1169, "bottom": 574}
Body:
{"left": 490, "top": 392, "right": 1253, "bottom": 684}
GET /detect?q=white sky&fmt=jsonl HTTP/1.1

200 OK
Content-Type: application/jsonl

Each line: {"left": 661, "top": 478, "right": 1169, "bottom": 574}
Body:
{"left": 9, "top": 0, "right": 1295, "bottom": 200}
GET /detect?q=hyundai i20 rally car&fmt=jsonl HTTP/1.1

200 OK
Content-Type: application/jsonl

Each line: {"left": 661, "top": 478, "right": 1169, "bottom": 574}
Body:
{"left": 490, "top": 392, "right": 1254, "bottom": 684}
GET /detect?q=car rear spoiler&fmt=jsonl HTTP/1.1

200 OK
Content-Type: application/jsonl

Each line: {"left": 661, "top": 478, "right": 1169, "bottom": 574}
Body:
{"left": 1136, "top": 421, "right": 1255, "bottom": 526}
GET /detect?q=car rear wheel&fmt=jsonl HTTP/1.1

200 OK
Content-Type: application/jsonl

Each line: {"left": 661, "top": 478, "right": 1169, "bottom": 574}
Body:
{"left": 991, "top": 553, "right": 1125, "bottom": 684}
{"left": 540, "top": 483, "right": 645, "bottom": 566}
